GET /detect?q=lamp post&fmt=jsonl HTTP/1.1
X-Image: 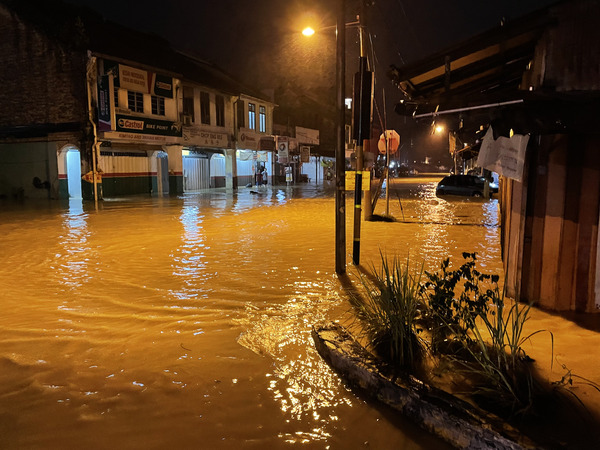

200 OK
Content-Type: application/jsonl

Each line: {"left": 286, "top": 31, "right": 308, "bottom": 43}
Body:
{"left": 335, "top": 0, "right": 346, "bottom": 274}
{"left": 351, "top": 4, "right": 372, "bottom": 266}
{"left": 303, "top": 1, "right": 368, "bottom": 275}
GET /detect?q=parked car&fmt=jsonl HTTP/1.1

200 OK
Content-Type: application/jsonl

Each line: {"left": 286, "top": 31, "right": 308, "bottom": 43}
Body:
{"left": 436, "top": 175, "right": 498, "bottom": 198}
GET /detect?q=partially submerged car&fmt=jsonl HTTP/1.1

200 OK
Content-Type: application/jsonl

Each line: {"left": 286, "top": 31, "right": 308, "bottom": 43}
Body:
{"left": 436, "top": 175, "right": 498, "bottom": 198}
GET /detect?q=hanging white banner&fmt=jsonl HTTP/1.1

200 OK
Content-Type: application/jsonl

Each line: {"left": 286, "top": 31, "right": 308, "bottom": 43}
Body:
{"left": 237, "top": 150, "right": 254, "bottom": 161}
{"left": 477, "top": 126, "right": 529, "bottom": 182}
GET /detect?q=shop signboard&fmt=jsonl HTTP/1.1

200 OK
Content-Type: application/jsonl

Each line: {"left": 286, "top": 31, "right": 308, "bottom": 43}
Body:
{"left": 296, "top": 126, "right": 320, "bottom": 145}
{"left": 97, "top": 75, "right": 111, "bottom": 132}
{"left": 183, "top": 129, "right": 229, "bottom": 148}
{"left": 108, "top": 61, "right": 173, "bottom": 98}
{"left": 300, "top": 146, "right": 311, "bottom": 163}
{"left": 102, "top": 131, "right": 180, "bottom": 144}
{"left": 238, "top": 128, "right": 259, "bottom": 151}
{"left": 115, "top": 114, "right": 182, "bottom": 137}
{"left": 277, "top": 136, "right": 289, "bottom": 164}
{"left": 259, "top": 136, "right": 276, "bottom": 151}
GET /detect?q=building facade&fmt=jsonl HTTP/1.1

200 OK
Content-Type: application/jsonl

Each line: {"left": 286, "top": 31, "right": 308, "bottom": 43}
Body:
{"left": 0, "top": 0, "right": 275, "bottom": 201}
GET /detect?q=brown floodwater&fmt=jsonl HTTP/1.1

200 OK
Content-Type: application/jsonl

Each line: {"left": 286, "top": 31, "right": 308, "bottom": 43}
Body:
{"left": 0, "top": 176, "right": 503, "bottom": 449}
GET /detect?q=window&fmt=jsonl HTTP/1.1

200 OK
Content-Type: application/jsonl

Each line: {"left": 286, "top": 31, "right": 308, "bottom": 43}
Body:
{"left": 127, "top": 91, "right": 144, "bottom": 113}
{"left": 237, "top": 100, "right": 245, "bottom": 128}
{"left": 113, "top": 87, "right": 119, "bottom": 107}
{"left": 151, "top": 96, "right": 165, "bottom": 116}
{"left": 215, "top": 95, "right": 225, "bottom": 127}
{"left": 183, "top": 87, "right": 195, "bottom": 122}
{"left": 200, "top": 91, "right": 210, "bottom": 125}
{"left": 248, "top": 102, "right": 256, "bottom": 130}
{"left": 259, "top": 105, "right": 266, "bottom": 132}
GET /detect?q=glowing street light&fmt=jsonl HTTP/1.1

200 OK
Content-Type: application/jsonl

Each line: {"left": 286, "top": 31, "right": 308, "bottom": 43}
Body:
{"left": 301, "top": 3, "right": 371, "bottom": 271}
{"left": 302, "top": 27, "right": 315, "bottom": 37}
{"left": 300, "top": 3, "right": 348, "bottom": 274}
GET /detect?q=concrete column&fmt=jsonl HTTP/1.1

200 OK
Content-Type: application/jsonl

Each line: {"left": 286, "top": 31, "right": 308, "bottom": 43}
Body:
{"left": 163, "top": 144, "right": 184, "bottom": 195}
{"left": 224, "top": 148, "right": 238, "bottom": 191}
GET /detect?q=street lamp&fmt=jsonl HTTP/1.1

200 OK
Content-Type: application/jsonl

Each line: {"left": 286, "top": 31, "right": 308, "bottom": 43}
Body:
{"left": 334, "top": 0, "right": 346, "bottom": 275}
{"left": 301, "top": 27, "right": 315, "bottom": 37}
{"left": 303, "top": 2, "right": 372, "bottom": 273}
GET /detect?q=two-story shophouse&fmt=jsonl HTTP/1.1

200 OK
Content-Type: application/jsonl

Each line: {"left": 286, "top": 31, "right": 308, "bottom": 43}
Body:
{"left": 179, "top": 57, "right": 275, "bottom": 190}
{"left": 0, "top": 0, "right": 274, "bottom": 201}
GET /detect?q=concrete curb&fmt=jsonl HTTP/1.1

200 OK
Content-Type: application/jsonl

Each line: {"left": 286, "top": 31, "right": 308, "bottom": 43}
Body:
{"left": 312, "top": 322, "right": 538, "bottom": 450}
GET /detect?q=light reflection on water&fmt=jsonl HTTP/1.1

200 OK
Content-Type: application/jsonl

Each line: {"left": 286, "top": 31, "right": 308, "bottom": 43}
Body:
{"left": 56, "top": 198, "right": 91, "bottom": 289}
{"left": 0, "top": 179, "right": 499, "bottom": 449}
{"left": 171, "top": 200, "right": 208, "bottom": 299}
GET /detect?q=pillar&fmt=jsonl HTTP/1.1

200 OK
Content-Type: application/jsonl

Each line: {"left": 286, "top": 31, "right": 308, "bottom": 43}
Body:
{"left": 164, "top": 144, "right": 184, "bottom": 195}
{"left": 225, "top": 148, "right": 238, "bottom": 192}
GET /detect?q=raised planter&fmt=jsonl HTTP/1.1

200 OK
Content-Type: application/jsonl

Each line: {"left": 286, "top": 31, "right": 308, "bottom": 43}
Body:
{"left": 312, "top": 322, "right": 538, "bottom": 450}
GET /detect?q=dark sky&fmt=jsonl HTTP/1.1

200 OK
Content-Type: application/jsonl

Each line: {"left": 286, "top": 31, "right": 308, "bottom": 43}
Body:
{"left": 65, "top": 0, "right": 557, "bottom": 161}
{"left": 66, "top": 0, "right": 557, "bottom": 79}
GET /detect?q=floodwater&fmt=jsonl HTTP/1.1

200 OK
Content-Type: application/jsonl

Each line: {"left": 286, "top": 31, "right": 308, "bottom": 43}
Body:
{"left": 0, "top": 176, "right": 502, "bottom": 449}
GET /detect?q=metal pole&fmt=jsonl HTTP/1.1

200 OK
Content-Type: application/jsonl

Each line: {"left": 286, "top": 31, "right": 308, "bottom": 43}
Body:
{"left": 413, "top": 99, "right": 524, "bottom": 119}
{"left": 385, "top": 135, "right": 390, "bottom": 216}
{"left": 352, "top": 6, "right": 368, "bottom": 266}
{"left": 335, "top": 0, "right": 346, "bottom": 275}
{"left": 353, "top": 107, "right": 364, "bottom": 264}
{"left": 86, "top": 55, "right": 99, "bottom": 208}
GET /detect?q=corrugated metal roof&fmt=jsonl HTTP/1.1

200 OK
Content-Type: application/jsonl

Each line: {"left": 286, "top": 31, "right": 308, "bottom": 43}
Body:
{"left": 388, "top": 0, "right": 600, "bottom": 136}
{"left": 388, "top": 5, "right": 554, "bottom": 113}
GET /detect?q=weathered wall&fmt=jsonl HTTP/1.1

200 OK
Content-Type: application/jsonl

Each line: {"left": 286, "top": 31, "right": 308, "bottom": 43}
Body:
{"left": 0, "top": 5, "right": 88, "bottom": 128}
{"left": 529, "top": 0, "right": 600, "bottom": 92}
{"left": 0, "top": 141, "right": 57, "bottom": 199}
{"left": 503, "top": 0, "right": 600, "bottom": 313}
{"left": 503, "top": 134, "right": 600, "bottom": 312}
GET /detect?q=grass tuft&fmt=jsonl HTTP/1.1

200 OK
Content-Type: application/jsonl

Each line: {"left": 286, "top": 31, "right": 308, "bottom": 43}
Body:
{"left": 349, "top": 252, "right": 426, "bottom": 371}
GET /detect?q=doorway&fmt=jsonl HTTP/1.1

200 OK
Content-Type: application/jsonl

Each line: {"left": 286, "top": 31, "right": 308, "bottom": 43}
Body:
{"left": 183, "top": 153, "right": 210, "bottom": 191}
{"left": 66, "top": 149, "right": 82, "bottom": 198}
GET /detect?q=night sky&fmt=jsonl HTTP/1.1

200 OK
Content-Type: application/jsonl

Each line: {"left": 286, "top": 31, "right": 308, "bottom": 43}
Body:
{"left": 65, "top": 0, "right": 556, "bottom": 79}
{"left": 65, "top": 0, "right": 558, "bottom": 160}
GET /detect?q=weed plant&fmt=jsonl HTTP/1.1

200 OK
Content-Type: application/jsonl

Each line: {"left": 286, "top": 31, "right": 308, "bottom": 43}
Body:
{"left": 421, "top": 252, "right": 499, "bottom": 352}
{"left": 349, "top": 253, "right": 425, "bottom": 371}
{"left": 422, "top": 253, "right": 552, "bottom": 418}
{"left": 453, "top": 294, "right": 549, "bottom": 417}
{"left": 350, "top": 252, "right": 599, "bottom": 445}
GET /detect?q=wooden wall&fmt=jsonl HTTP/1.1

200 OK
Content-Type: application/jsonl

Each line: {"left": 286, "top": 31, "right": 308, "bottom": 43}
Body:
{"left": 502, "top": 134, "right": 600, "bottom": 312}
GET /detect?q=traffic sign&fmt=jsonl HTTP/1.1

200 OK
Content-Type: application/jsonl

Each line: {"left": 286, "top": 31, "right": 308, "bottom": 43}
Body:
{"left": 378, "top": 130, "right": 400, "bottom": 154}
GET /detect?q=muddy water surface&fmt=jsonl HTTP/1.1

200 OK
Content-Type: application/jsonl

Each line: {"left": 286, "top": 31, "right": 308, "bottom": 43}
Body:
{"left": 0, "top": 177, "right": 501, "bottom": 449}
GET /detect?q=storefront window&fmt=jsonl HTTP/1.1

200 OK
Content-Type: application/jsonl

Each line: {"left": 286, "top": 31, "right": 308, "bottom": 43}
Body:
{"left": 151, "top": 96, "right": 165, "bottom": 116}
{"left": 183, "top": 87, "right": 195, "bottom": 122}
{"left": 259, "top": 105, "right": 266, "bottom": 132}
{"left": 200, "top": 91, "right": 210, "bottom": 125}
{"left": 216, "top": 95, "right": 225, "bottom": 127}
{"left": 248, "top": 102, "right": 256, "bottom": 130}
{"left": 127, "top": 91, "right": 144, "bottom": 113}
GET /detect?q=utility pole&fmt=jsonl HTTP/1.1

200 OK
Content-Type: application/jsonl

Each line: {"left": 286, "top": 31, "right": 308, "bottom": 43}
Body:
{"left": 352, "top": 1, "right": 373, "bottom": 266}
{"left": 335, "top": 0, "right": 346, "bottom": 275}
